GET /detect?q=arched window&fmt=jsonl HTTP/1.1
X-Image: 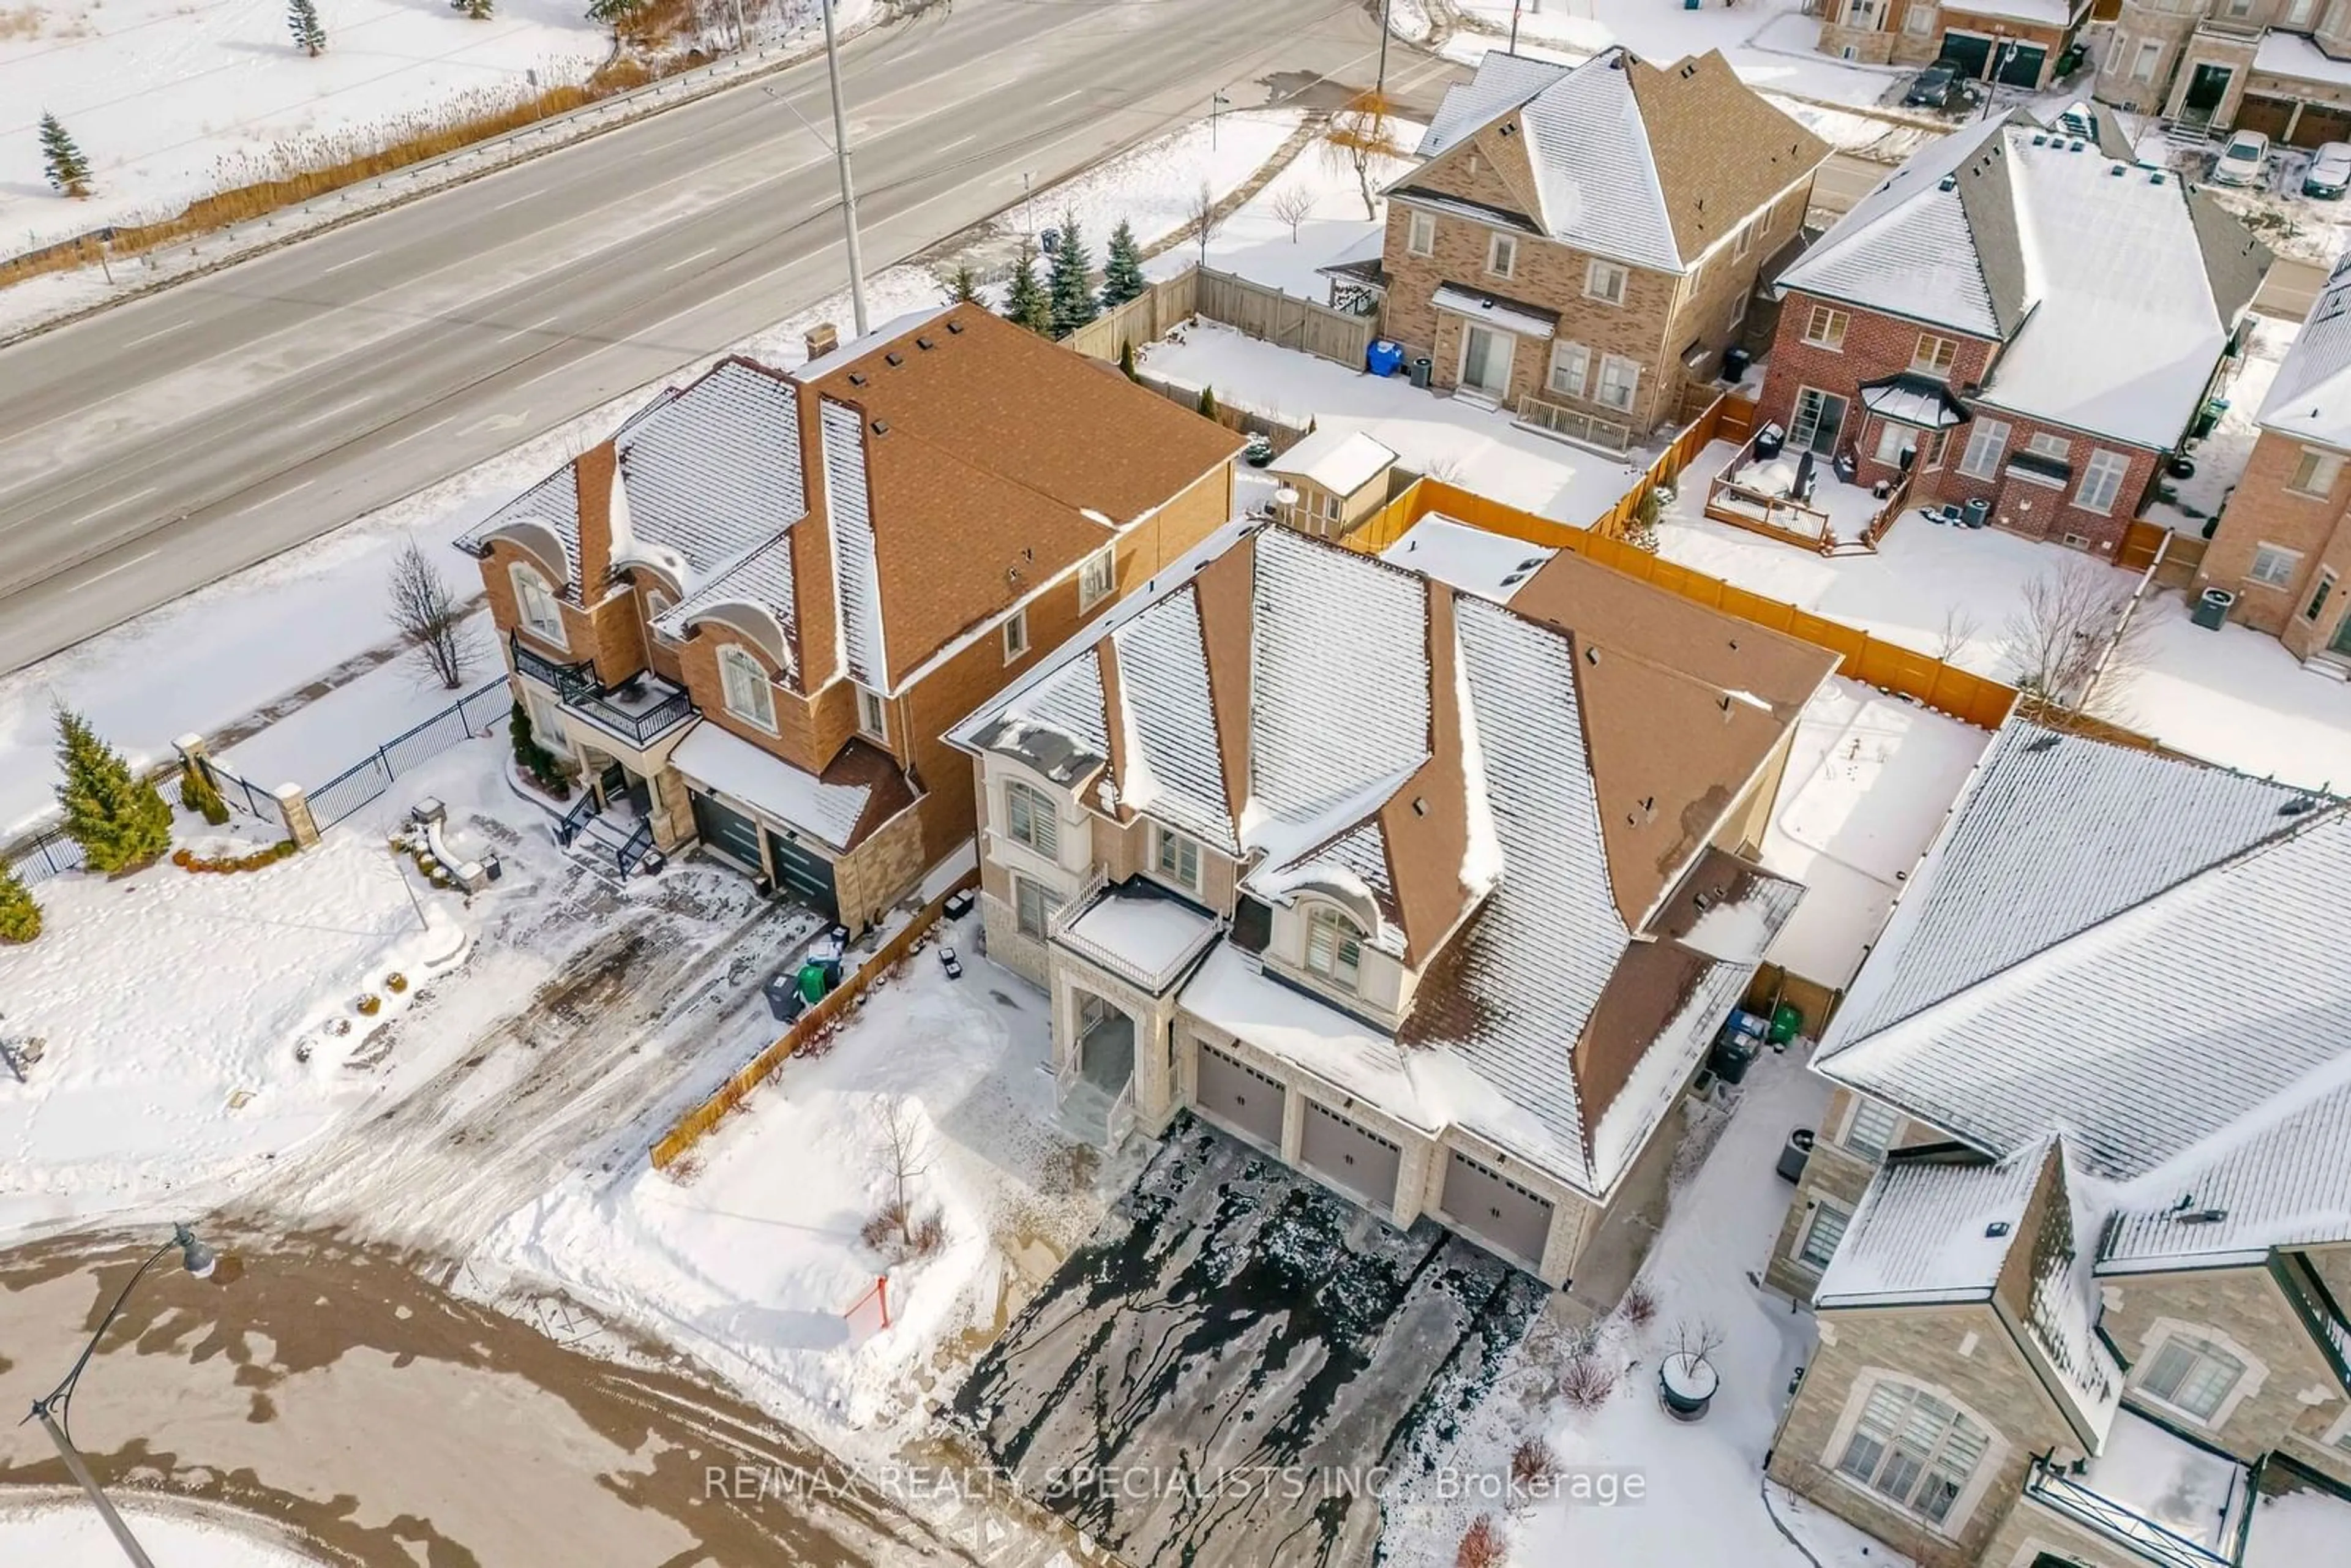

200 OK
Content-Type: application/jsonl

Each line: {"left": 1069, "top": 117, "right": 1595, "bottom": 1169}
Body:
{"left": 1833, "top": 1381, "right": 1992, "bottom": 1529}
{"left": 646, "top": 588, "right": 676, "bottom": 645}
{"left": 1304, "top": 904, "right": 1363, "bottom": 994}
{"left": 718, "top": 645, "right": 775, "bottom": 732}
{"left": 512, "top": 563, "right": 565, "bottom": 646}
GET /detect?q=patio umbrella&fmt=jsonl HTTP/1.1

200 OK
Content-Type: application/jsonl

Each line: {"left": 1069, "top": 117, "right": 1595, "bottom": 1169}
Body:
{"left": 1793, "top": 448, "right": 1816, "bottom": 503}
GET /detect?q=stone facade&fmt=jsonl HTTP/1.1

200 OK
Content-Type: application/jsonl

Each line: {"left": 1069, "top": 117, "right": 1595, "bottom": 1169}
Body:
{"left": 2194, "top": 425, "right": 2351, "bottom": 656}
{"left": 2098, "top": 2, "right": 2351, "bottom": 140}
{"left": 2099, "top": 1262, "right": 2349, "bottom": 1465}
{"left": 1763, "top": 1087, "right": 1943, "bottom": 1299}
{"left": 1817, "top": 0, "right": 2072, "bottom": 88}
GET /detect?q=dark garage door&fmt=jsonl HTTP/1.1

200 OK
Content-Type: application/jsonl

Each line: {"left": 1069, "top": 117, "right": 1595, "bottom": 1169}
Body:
{"left": 1196, "top": 1041, "right": 1285, "bottom": 1149}
{"left": 1298, "top": 1100, "right": 1403, "bottom": 1210}
{"left": 1938, "top": 32, "right": 1990, "bottom": 80}
{"left": 691, "top": 789, "right": 764, "bottom": 872}
{"left": 1439, "top": 1150, "right": 1554, "bottom": 1269}
{"left": 1996, "top": 43, "right": 2045, "bottom": 89}
{"left": 764, "top": 827, "right": 839, "bottom": 920}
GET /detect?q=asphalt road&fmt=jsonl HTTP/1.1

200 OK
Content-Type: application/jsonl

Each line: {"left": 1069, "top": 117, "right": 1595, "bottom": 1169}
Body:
{"left": 0, "top": 0, "right": 1457, "bottom": 674}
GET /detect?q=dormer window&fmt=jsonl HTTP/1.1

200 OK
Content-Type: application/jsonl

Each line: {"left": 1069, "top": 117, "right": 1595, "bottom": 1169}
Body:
{"left": 1156, "top": 827, "right": 1200, "bottom": 892}
{"left": 1304, "top": 904, "right": 1363, "bottom": 994}
{"left": 512, "top": 563, "right": 566, "bottom": 647}
{"left": 1005, "top": 779, "right": 1058, "bottom": 857}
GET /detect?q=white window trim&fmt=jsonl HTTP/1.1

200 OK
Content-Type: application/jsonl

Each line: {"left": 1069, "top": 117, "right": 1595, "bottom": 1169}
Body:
{"left": 1819, "top": 1370, "right": 2010, "bottom": 1540}
{"left": 1079, "top": 546, "right": 1116, "bottom": 611}
{"left": 1797, "top": 1199, "right": 1851, "bottom": 1271}
{"left": 1003, "top": 778, "right": 1060, "bottom": 860}
{"left": 511, "top": 563, "right": 568, "bottom": 650}
{"left": 1595, "top": 353, "right": 1641, "bottom": 415}
{"left": 1842, "top": 1097, "right": 1902, "bottom": 1160}
{"left": 1013, "top": 875, "right": 1057, "bottom": 942}
{"left": 2076, "top": 449, "right": 2129, "bottom": 516}
{"left": 1959, "top": 417, "right": 2010, "bottom": 480}
{"left": 1548, "top": 340, "right": 1589, "bottom": 400}
{"left": 2306, "top": 567, "right": 2339, "bottom": 623}
{"left": 1803, "top": 305, "right": 1850, "bottom": 351}
{"left": 2289, "top": 446, "right": 2345, "bottom": 499}
{"left": 1913, "top": 334, "right": 1957, "bottom": 376}
{"left": 1406, "top": 210, "right": 1436, "bottom": 258}
{"left": 857, "top": 686, "right": 889, "bottom": 743}
{"left": 1585, "top": 258, "right": 1628, "bottom": 306}
{"left": 1155, "top": 826, "right": 1202, "bottom": 892}
{"left": 1487, "top": 232, "right": 1517, "bottom": 280}
{"left": 2130, "top": 1319, "right": 2268, "bottom": 1431}
{"left": 524, "top": 690, "right": 571, "bottom": 757}
{"left": 1302, "top": 902, "right": 1365, "bottom": 995}
{"left": 2250, "top": 543, "right": 2302, "bottom": 589}
{"left": 1003, "top": 606, "right": 1030, "bottom": 663}
{"left": 717, "top": 644, "right": 778, "bottom": 733}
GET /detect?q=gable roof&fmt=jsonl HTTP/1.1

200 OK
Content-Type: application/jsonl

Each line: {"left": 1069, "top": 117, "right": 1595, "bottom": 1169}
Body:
{"left": 1819, "top": 718, "right": 2351, "bottom": 1187}
{"left": 2259, "top": 250, "right": 2351, "bottom": 451}
{"left": 1779, "top": 110, "right": 2268, "bottom": 448}
{"left": 1407, "top": 48, "right": 1826, "bottom": 274}
{"left": 952, "top": 524, "right": 1831, "bottom": 1198}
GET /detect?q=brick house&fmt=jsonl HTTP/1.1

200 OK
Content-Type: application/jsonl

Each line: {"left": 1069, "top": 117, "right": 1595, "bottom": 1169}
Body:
{"left": 2195, "top": 252, "right": 2351, "bottom": 664}
{"left": 946, "top": 519, "right": 1839, "bottom": 1288}
{"left": 456, "top": 304, "right": 1240, "bottom": 931}
{"left": 1762, "top": 718, "right": 2351, "bottom": 1567}
{"left": 2096, "top": 4, "right": 2351, "bottom": 146}
{"left": 1371, "top": 48, "right": 1828, "bottom": 448}
{"left": 1815, "top": 0, "right": 2091, "bottom": 89}
{"left": 1755, "top": 107, "right": 2268, "bottom": 554}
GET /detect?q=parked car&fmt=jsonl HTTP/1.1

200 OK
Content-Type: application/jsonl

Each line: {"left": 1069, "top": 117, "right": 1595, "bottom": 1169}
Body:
{"left": 2306, "top": 141, "right": 2351, "bottom": 199}
{"left": 2213, "top": 129, "right": 2272, "bottom": 187}
{"left": 1903, "top": 62, "right": 1967, "bottom": 111}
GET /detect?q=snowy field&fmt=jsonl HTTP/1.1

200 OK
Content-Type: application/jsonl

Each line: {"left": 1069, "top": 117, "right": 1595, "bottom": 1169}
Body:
{"left": 215, "top": 611, "right": 497, "bottom": 791}
{"left": 0, "top": 0, "right": 609, "bottom": 253}
{"left": 1003, "top": 105, "right": 1303, "bottom": 263}
{"left": 1143, "top": 321, "right": 1656, "bottom": 519}
{"left": 0, "top": 1493, "right": 325, "bottom": 1566}
{"left": 486, "top": 937, "right": 1141, "bottom": 1450}
{"left": 1146, "top": 133, "right": 1416, "bottom": 298}
{"left": 1757, "top": 678, "right": 1987, "bottom": 989}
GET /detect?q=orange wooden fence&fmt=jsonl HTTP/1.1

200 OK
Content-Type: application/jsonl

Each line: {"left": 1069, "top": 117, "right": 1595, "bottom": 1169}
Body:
{"left": 648, "top": 871, "right": 979, "bottom": 1172}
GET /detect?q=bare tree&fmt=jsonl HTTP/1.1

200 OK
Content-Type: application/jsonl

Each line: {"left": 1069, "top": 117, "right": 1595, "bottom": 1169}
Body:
{"left": 1324, "top": 91, "right": 1403, "bottom": 220}
{"left": 1931, "top": 605, "right": 1981, "bottom": 664}
{"left": 386, "top": 536, "right": 476, "bottom": 690}
{"left": 872, "top": 1097, "right": 936, "bottom": 1248}
{"left": 1269, "top": 183, "right": 1316, "bottom": 241}
{"left": 1998, "top": 560, "right": 2153, "bottom": 719}
{"left": 1187, "top": 178, "right": 1221, "bottom": 268}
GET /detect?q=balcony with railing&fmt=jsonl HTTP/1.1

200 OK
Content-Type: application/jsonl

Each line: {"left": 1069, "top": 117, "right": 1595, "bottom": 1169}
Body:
{"left": 509, "top": 631, "right": 696, "bottom": 751}
{"left": 2023, "top": 1409, "right": 2251, "bottom": 1568}
{"left": 511, "top": 631, "right": 596, "bottom": 700}
{"left": 1051, "top": 874, "right": 1222, "bottom": 996}
{"left": 1515, "top": 392, "right": 1632, "bottom": 452}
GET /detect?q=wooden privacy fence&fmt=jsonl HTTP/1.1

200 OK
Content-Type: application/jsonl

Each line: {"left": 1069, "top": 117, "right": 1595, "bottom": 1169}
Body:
{"left": 648, "top": 870, "right": 979, "bottom": 1172}
{"left": 2116, "top": 518, "right": 2210, "bottom": 590}
{"left": 1062, "top": 264, "right": 1375, "bottom": 371}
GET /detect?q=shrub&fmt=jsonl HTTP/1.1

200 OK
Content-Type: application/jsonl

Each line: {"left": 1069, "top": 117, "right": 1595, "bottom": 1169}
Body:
{"left": 0, "top": 861, "right": 41, "bottom": 945}
{"left": 385, "top": 972, "right": 409, "bottom": 994}
{"left": 1456, "top": 1515, "right": 1504, "bottom": 1568}
{"left": 909, "top": 1211, "right": 947, "bottom": 1259}
{"left": 509, "top": 699, "right": 572, "bottom": 799}
{"left": 170, "top": 841, "right": 298, "bottom": 874}
{"left": 1510, "top": 1438, "right": 1557, "bottom": 1501}
{"left": 55, "top": 708, "right": 173, "bottom": 874}
{"left": 1196, "top": 384, "right": 1219, "bottom": 421}
{"left": 1559, "top": 1354, "right": 1616, "bottom": 1411}
{"left": 860, "top": 1204, "right": 906, "bottom": 1253}
{"left": 1119, "top": 339, "right": 1138, "bottom": 382}
{"left": 356, "top": 993, "right": 382, "bottom": 1016}
{"left": 1621, "top": 1280, "right": 1659, "bottom": 1328}
{"left": 179, "top": 766, "right": 231, "bottom": 826}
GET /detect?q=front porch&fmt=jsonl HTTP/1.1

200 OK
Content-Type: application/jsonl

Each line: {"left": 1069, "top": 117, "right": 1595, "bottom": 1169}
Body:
{"left": 1046, "top": 876, "right": 1221, "bottom": 1149}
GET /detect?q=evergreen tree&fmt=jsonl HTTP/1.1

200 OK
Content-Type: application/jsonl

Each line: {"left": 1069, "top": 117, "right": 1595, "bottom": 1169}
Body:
{"left": 288, "top": 0, "right": 326, "bottom": 54}
{"left": 451, "top": 0, "right": 493, "bottom": 15}
{"left": 948, "top": 263, "right": 980, "bottom": 305}
{"left": 0, "top": 861, "right": 39, "bottom": 945}
{"left": 1100, "top": 219, "right": 1146, "bottom": 309}
{"left": 1002, "top": 241, "right": 1052, "bottom": 336}
{"left": 1046, "top": 212, "right": 1097, "bottom": 338}
{"left": 39, "top": 113, "right": 92, "bottom": 199}
{"left": 1118, "top": 339, "right": 1138, "bottom": 382}
{"left": 179, "top": 765, "right": 231, "bottom": 827}
{"left": 586, "top": 0, "right": 642, "bottom": 30}
{"left": 1196, "top": 385, "right": 1219, "bottom": 421}
{"left": 54, "top": 708, "right": 172, "bottom": 874}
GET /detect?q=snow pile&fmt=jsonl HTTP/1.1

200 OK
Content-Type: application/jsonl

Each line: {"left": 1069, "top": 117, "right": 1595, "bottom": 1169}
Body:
{"left": 0, "top": 1494, "right": 325, "bottom": 1567}
{"left": 0, "top": 806, "right": 465, "bottom": 1238}
{"left": 0, "top": 0, "right": 610, "bottom": 253}
{"left": 216, "top": 613, "right": 497, "bottom": 792}
{"left": 484, "top": 929, "right": 1129, "bottom": 1444}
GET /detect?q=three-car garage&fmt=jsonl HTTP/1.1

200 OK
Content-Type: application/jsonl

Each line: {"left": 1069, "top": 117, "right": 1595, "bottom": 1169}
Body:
{"left": 1297, "top": 1101, "right": 1404, "bottom": 1210}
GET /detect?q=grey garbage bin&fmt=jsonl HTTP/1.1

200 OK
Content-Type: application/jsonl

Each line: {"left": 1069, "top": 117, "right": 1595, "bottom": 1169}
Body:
{"left": 762, "top": 972, "right": 804, "bottom": 1023}
{"left": 2193, "top": 587, "right": 2237, "bottom": 630}
{"left": 1409, "top": 356, "right": 1433, "bottom": 390}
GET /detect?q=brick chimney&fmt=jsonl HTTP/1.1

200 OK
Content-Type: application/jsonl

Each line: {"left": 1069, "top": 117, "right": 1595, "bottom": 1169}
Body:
{"left": 805, "top": 322, "right": 839, "bottom": 361}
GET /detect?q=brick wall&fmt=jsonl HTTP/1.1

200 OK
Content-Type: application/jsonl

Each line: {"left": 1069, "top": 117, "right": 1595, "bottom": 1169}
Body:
{"left": 2195, "top": 428, "right": 2351, "bottom": 653}
{"left": 2099, "top": 1262, "right": 2347, "bottom": 1465}
{"left": 677, "top": 623, "right": 834, "bottom": 775}
{"left": 831, "top": 804, "right": 926, "bottom": 934}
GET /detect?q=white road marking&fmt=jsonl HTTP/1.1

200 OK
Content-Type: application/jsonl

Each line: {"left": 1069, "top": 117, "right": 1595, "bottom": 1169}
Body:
{"left": 79, "top": 547, "right": 162, "bottom": 587}
{"left": 492, "top": 191, "right": 538, "bottom": 212}
{"left": 274, "top": 478, "right": 318, "bottom": 500}
{"left": 121, "top": 320, "right": 193, "bottom": 348}
{"left": 320, "top": 249, "right": 380, "bottom": 276}
{"left": 290, "top": 397, "right": 370, "bottom": 430}
{"left": 504, "top": 314, "right": 563, "bottom": 339}
{"left": 46, "top": 485, "right": 159, "bottom": 536}
{"left": 662, "top": 246, "right": 720, "bottom": 272}
{"left": 384, "top": 414, "right": 457, "bottom": 451}
{"left": 935, "top": 133, "right": 977, "bottom": 154}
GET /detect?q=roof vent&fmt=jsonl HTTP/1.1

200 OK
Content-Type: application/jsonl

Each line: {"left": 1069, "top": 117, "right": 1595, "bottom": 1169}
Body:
{"left": 1499, "top": 122, "right": 1517, "bottom": 137}
{"left": 2069, "top": 139, "right": 2085, "bottom": 153}
{"left": 1938, "top": 174, "right": 1957, "bottom": 192}
{"left": 871, "top": 419, "right": 889, "bottom": 436}
{"left": 1985, "top": 1221, "right": 2011, "bottom": 1239}
{"left": 885, "top": 351, "right": 904, "bottom": 367}
{"left": 2281, "top": 796, "right": 2321, "bottom": 817}
{"left": 1412, "top": 797, "right": 1428, "bottom": 816}
{"left": 1679, "top": 61, "right": 1697, "bottom": 78}
{"left": 848, "top": 372, "right": 868, "bottom": 387}
{"left": 2150, "top": 169, "right": 2165, "bottom": 186}
{"left": 947, "top": 319, "right": 966, "bottom": 335}
{"left": 2178, "top": 1207, "right": 2229, "bottom": 1226}
{"left": 1584, "top": 645, "right": 1599, "bottom": 664}
{"left": 2023, "top": 732, "right": 2062, "bottom": 753}
{"left": 2031, "top": 133, "right": 2049, "bottom": 146}
{"left": 916, "top": 336, "right": 936, "bottom": 351}
{"left": 2110, "top": 163, "right": 2126, "bottom": 178}
{"left": 1518, "top": 557, "right": 1544, "bottom": 571}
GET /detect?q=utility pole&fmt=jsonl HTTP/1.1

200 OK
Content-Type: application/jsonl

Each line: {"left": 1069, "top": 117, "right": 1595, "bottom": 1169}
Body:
{"left": 31, "top": 1403, "right": 155, "bottom": 1567}
{"left": 819, "top": 0, "right": 869, "bottom": 335}
{"left": 1376, "top": 0, "right": 1392, "bottom": 97}
{"left": 1210, "top": 91, "right": 1231, "bottom": 150}
{"left": 1510, "top": 0, "right": 1523, "bottom": 53}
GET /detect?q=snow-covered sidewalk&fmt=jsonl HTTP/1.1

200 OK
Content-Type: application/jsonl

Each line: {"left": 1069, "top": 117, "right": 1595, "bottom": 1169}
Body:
{"left": 0, "top": 1492, "right": 326, "bottom": 1567}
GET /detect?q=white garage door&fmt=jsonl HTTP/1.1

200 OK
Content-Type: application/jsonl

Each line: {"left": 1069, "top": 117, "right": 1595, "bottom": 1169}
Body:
{"left": 1439, "top": 1150, "right": 1554, "bottom": 1268}
{"left": 1299, "top": 1100, "right": 1403, "bottom": 1210}
{"left": 1195, "top": 1041, "right": 1285, "bottom": 1149}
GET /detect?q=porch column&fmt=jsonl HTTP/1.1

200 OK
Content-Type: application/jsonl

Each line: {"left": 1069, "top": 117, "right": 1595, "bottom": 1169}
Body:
{"left": 2285, "top": 99, "right": 2306, "bottom": 144}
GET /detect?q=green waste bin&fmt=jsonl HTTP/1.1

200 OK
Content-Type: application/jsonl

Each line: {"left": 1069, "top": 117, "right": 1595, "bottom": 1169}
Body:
{"left": 1769, "top": 1003, "right": 1803, "bottom": 1046}
{"left": 798, "top": 962, "right": 829, "bottom": 1004}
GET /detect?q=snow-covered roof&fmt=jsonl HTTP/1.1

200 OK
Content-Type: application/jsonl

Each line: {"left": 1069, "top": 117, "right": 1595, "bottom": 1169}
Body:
{"left": 2077, "top": 1409, "right": 2250, "bottom": 1556}
{"left": 1059, "top": 882, "right": 1220, "bottom": 993}
{"left": 1819, "top": 718, "right": 2351, "bottom": 1266}
{"left": 953, "top": 525, "right": 1832, "bottom": 1200}
{"left": 1430, "top": 284, "right": 1558, "bottom": 342}
{"left": 2254, "top": 29, "right": 2351, "bottom": 90}
{"left": 2259, "top": 250, "right": 2351, "bottom": 451}
{"left": 1268, "top": 427, "right": 1397, "bottom": 497}
{"left": 669, "top": 721, "right": 876, "bottom": 852}
{"left": 1818, "top": 1143, "right": 2047, "bottom": 1308}
{"left": 1379, "top": 516, "right": 1554, "bottom": 602}
{"left": 1404, "top": 48, "right": 1826, "bottom": 274}
{"left": 1780, "top": 113, "right": 2267, "bottom": 448}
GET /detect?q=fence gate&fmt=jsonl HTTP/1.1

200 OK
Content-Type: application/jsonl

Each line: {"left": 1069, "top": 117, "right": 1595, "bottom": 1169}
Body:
{"left": 299, "top": 675, "right": 511, "bottom": 835}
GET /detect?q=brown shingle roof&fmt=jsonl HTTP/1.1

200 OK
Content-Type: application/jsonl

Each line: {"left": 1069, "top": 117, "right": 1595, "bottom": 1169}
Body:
{"left": 1626, "top": 50, "right": 1829, "bottom": 263}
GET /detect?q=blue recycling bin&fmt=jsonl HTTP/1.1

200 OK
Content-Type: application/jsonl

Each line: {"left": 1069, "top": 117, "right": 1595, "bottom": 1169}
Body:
{"left": 1367, "top": 338, "right": 1405, "bottom": 377}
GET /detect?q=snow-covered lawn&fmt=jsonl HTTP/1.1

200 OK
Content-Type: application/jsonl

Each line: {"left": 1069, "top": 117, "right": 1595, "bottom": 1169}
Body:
{"left": 1380, "top": 1050, "right": 1912, "bottom": 1567}
{"left": 1758, "top": 678, "right": 1988, "bottom": 989}
{"left": 0, "top": 794, "right": 465, "bottom": 1237}
{"left": 1145, "top": 128, "right": 1417, "bottom": 298}
{"left": 1144, "top": 321, "right": 1657, "bottom": 521}
{"left": 485, "top": 934, "right": 1136, "bottom": 1449}
{"left": 0, "top": 0, "right": 609, "bottom": 253}
{"left": 0, "top": 1493, "right": 326, "bottom": 1566}
{"left": 1007, "top": 106, "right": 1302, "bottom": 263}
{"left": 216, "top": 612, "right": 497, "bottom": 792}
{"left": 2147, "top": 314, "right": 2293, "bottom": 536}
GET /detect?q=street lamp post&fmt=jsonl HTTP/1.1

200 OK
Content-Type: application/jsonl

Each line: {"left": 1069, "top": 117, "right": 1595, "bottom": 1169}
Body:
{"left": 25, "top": 1225, "right": 217, "bottom": 1568}
{"left": 1376, "top": 0, "right": 1392, "bottom": 97}
{"left": 819, "top": 0, "right": 871, "bottom": 336}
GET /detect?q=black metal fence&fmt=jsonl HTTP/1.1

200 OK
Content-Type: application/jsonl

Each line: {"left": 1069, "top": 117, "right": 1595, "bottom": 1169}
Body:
{"left": 304, "top": 677, "right": 511, "bottom": 833}
{"left": 204, "top": 759, "right": 287, "bottom": 832}
{"left": 7, "top": 828, "right": 85, "bottom": 887}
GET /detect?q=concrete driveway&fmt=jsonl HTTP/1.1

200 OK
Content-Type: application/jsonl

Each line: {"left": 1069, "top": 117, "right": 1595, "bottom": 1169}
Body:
{"left": 953, "top": 1119, "right": 1545, "bottom": 1567}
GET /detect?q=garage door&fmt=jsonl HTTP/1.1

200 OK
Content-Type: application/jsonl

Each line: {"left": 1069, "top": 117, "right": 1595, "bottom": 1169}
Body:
{"left": 691, "top": 789, "right": 764, "bottom": 872}
{"left": 1938, "top": 32, "right": 1990, "bottom": 80}
{"left": 764, "top": 827, "right": 840, "bottom": 920}
{"left": 1195, "top": 1041, "right": 1285, "bottom": 1149}
{"left": 1299, "top": 1101, "right": 1403, "bottom": 1210}
{"left": 2237, "top": 94, "right": 2296, "bottom": 142}
{"left": 1439, "top": 1150, "right": 1554, "bottom": 1269}
{"left": 1995, "top": 43, "right": 2045, "bottom": 89}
